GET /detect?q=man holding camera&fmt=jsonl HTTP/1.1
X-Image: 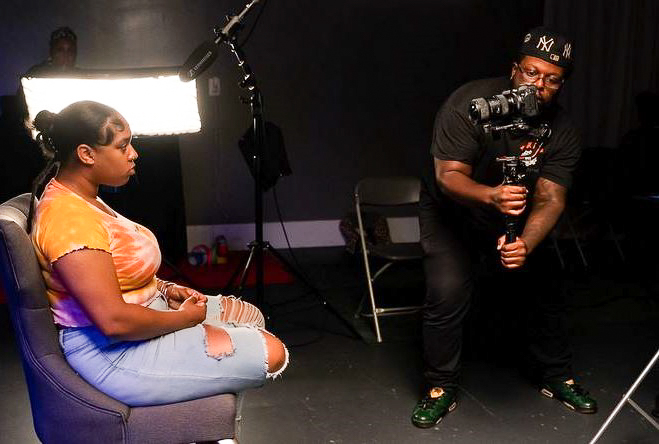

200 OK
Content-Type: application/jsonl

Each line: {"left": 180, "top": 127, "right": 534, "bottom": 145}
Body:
{"left": 411, "top": 27, "right": 597, "bottom": 428}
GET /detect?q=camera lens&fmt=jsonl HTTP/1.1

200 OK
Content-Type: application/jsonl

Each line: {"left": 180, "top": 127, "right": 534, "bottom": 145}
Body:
{"left": 468, "top": 86, "right": 539, "bottom": 125}
{"left": 469, "top": 98, "right": 489, "bottom": 122}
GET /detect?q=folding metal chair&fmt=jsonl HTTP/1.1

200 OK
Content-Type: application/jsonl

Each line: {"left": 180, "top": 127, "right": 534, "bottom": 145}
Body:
{"left": 354, "top": 176, "right": 423, "bottom": 343}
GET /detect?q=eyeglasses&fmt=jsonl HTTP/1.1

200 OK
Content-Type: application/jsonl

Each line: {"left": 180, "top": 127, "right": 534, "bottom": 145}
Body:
{"left": 514, "top": 63, "right": 564, "bottom": 90}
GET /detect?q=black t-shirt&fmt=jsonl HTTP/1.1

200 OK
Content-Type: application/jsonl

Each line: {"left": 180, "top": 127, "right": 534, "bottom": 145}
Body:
{"left": 423, "top": 76, "right": 581, "bottom": 233}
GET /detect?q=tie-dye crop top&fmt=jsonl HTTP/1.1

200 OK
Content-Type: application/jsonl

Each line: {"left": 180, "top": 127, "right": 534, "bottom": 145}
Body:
{"left": 31, "top": 179, "right": 162, "bottom": 327}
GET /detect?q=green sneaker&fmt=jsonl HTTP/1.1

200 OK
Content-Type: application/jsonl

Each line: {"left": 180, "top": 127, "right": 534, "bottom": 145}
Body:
{"left": 411, "top": 387, "right": 457, "bottom": 428}
{"left": 541, "top": 379, "right": 597, "bottom": 414}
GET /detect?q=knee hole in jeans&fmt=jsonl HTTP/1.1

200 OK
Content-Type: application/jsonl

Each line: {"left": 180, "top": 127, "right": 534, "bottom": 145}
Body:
{"left": 202, "top": 324, "right": 234, "bottom": 359}
{"left": 260, "top": 330, "right": 289, "bottom": 378}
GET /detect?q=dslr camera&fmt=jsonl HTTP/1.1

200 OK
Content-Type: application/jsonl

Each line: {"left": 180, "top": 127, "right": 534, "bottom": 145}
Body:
{"left": 468, "top": 85, "right": 547, "bottom": 244}
{"left": 468, "top": 85, "right": 539, "bottom": 133}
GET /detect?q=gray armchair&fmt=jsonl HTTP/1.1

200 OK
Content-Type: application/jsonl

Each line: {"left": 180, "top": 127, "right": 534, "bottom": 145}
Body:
{"left": 0, "top": 193, "right": 237, "bottom": 444}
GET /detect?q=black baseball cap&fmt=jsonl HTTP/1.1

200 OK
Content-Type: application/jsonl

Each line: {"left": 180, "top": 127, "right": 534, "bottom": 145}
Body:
{"left": 519, "top": 26, "right": 573, "bottom": 70}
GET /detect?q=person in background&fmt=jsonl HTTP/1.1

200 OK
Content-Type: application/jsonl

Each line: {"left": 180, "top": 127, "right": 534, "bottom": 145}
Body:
{"left": 6, "top": 27, "right": 81, "bottom": 200}
{"left": 26, "top": 26, "right": 78, "bottom": 76}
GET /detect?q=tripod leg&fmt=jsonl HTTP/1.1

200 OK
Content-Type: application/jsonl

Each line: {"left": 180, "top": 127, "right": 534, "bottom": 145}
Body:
{"left": 263, "top": 243, "right": 361, "bottom": 339}
{"left": 222, "top": 245, "right": 255, "bottom": 295}
{"left": 566, "top": 210, "right": 588, "bottom": 267}
{"left": 236, "top": 246, "right": 256, "bottom": 295}
{"left": 264, "top": 243, "right": 316, "bottom": 291}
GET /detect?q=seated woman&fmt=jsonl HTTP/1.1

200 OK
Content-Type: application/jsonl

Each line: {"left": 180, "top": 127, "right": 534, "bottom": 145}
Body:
{"left": 28, "top": 100, "right": 288, "bottom": 407}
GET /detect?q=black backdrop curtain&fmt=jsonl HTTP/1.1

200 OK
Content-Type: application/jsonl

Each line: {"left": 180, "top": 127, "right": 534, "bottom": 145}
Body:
{"left": 544, "top": 0, "right": 659, "bottom": 148}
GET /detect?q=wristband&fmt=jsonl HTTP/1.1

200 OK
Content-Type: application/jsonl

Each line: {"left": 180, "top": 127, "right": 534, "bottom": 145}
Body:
{"left": 156, "top": 278, "right": 175, "bottom": 301}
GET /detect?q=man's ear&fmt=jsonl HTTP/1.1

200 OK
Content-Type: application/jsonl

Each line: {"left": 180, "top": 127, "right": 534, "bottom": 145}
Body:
{"left": 76, "top": 144, "right": 95, "bottom": 165}
{"left": 510, "top": 63, "right": 517, "bottom": 80}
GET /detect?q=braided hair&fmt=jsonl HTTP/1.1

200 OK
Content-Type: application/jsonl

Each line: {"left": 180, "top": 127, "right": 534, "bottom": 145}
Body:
{"left": 27, "top": 101, "right": 121, "bottom": 232}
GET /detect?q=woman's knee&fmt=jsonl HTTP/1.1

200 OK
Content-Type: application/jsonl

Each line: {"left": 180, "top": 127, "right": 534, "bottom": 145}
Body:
{"left": 202, "top": 324, "right": 234, "bottom": 358}
{"left": 261, "top": 331, "right": 288, "bottom": 377}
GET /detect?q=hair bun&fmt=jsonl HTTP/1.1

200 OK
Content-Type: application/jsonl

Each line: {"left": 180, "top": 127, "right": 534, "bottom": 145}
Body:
{"left": 33, "top": 110, "right": 58, "bottom": 135}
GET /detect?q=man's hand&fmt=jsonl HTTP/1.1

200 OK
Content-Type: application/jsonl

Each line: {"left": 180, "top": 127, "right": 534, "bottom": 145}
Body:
{"left": 497, "top": 235, "right": 528, "bottom": 269}
{"left": 491, "top": 184, "right": 528, "bottom": 216}
{"left": 166, "top": 283, "right": 207, "bottom": 310}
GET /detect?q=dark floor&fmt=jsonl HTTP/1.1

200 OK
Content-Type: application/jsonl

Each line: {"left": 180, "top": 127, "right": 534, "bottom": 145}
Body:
{"left": 1, "top": 241, "right": 658, "bottom": 443}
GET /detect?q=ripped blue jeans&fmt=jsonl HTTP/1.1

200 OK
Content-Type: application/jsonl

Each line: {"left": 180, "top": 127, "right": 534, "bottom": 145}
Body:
{"left": 59, "top": 295, "right": 280, "bottom": 407}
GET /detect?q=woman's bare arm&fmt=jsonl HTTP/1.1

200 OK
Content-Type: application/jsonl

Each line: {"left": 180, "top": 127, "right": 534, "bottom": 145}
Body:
{"left": 53, "top": 249, "right": 206, "bottom": 340}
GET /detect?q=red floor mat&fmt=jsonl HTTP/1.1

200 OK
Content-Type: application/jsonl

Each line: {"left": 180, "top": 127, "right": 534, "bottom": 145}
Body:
{"left": 158, "top": 250, "right": 295, "bottom": 291}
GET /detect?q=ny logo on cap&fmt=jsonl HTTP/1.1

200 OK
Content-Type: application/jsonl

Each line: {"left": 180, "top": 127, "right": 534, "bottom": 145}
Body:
{"left": 537, "top": 35, "right": 555, "bottom": 52}
{"left": 563, "top": 43, "right": 572, "bottom": 59}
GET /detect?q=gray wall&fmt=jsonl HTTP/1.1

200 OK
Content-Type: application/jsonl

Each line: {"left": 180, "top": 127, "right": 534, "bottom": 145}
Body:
{"left": 1, "top": 0, "right": 543, "bottom": 224}
{"left": 545, "top": 0, "right": 659, "bottom": 148}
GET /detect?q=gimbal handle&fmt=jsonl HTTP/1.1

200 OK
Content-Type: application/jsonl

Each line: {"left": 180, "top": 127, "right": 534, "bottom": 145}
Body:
{"left": 497, "top": 156, "right": 527, "bottom": 244}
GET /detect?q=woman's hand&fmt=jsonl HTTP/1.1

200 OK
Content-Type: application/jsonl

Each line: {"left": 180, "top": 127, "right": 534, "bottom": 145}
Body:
{"left": 177, "top": 294, "right": 207, "bottom": 326}
{"left": 165, "top": 283, "right": 207, "bottom": 309}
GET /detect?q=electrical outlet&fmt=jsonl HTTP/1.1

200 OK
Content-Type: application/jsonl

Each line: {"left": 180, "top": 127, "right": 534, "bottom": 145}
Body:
{"left": 209, "top": 77, "right": 221, "bottom": 96}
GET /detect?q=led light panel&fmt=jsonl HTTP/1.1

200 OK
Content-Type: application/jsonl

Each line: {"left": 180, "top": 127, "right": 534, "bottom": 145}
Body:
{"left": 22, "top": 74, "right": 201, "bottom": 137}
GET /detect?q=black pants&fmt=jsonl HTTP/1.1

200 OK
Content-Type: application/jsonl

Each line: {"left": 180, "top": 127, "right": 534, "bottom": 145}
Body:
{"left": 419, "top": 196, "right": 573, "bottom": 390}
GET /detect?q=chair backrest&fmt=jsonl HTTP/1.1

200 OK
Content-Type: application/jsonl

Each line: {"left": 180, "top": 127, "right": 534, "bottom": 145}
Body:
{"left": 355, "top": 176, "right": 421, "bottom": 206}
{"left": 0, "top": 194, "right": 59, "bottom": 353}
{"left": 0, "top": 194, "right": 128, "bottom": 443}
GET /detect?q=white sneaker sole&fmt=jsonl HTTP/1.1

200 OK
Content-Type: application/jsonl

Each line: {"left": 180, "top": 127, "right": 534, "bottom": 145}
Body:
{"left": 541, "top": 388, "right": 578, "bottom": 411}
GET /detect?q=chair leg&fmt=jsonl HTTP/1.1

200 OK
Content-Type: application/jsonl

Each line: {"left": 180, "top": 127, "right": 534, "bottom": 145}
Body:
{"left": 607, "top": 221, "right": 625, "bottom": 262}
{"left": 354, "top": 292, "right": 368, "bottom": 319}
{"left": 371, "top": 262, "right": 393, "bottom": 281}
{"left": 551, "top": 234, "right": 566, "bottom": 270}
{"left": 566, "top": 211, "right": 588, "bottom": 267}
{"left": 355, "top": 199, "right": 382, "bottom": 343}
{"left": 356, "top": 240, "right": 382, "bottom": 341}
{"left": 361, "top": 255, "right": 382, "bottom": 343}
